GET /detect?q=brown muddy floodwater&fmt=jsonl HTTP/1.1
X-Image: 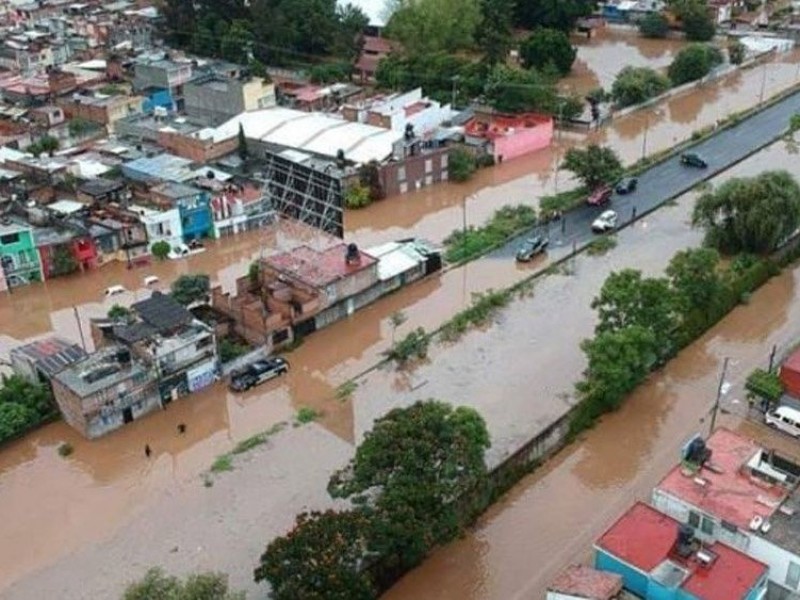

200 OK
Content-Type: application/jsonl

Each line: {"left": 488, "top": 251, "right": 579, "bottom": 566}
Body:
{"left": 346, "top": 47, "right": 800, "bottom": 248}
{"left": 382, "top": 249, "right": 800, "bottom": 600}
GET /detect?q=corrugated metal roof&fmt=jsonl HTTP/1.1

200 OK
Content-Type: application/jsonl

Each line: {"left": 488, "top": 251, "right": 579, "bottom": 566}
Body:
{"left": 10, "top": 336, "right": 87, "bottom": 378}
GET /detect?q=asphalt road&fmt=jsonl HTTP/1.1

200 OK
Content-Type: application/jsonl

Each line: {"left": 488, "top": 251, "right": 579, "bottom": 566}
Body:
{"left": 497, "top": 88, "right": 800, "bottom": 258}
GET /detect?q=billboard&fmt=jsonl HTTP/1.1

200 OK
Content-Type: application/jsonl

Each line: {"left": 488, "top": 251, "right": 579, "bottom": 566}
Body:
{"left": 262, "top": 151, "right": 344, "bottom": 238}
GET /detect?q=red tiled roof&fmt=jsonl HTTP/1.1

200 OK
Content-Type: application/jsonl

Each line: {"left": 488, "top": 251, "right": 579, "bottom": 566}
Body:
{"left": 597, "top": 502, "right": 767, "bottom": 600}
{"left": 655, "top": 428, "right": 787, "bottom": 530}
{"left": 265, "top": 244, "right": 376, "bottom": 289}
{"left": 548, "top": 565, "right": 622, "bottom": 600}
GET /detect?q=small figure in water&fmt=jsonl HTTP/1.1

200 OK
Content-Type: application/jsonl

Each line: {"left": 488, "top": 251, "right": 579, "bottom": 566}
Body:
{"left": 145, "top": 444, "right": 152, "bottom": 458}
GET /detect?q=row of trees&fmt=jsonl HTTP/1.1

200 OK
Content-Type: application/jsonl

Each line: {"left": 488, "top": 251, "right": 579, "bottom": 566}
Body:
{"left": 639, "top": 0, "right": 716, "bottom": 42}
{"left": 572, "top": 170, "right": 800, "bottom": 431}
{"left": 256, "top": 400, "right": 491, "bottom": 598}
{"left": 610, "top": 42, "right": 724, "bottom": 108}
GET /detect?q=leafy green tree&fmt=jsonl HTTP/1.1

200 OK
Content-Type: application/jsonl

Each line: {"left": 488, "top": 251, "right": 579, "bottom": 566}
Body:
{"left": 514, "top": 0, "right": 594, "bottom": 32}
{"left": 237, "top": 123, "right": 248, "bottom": 161}
{"left": 68, "top": 117, "right": 94, "bottom": 137}
{"left": 344, "top": 184, "right": 372, "bottom": 209}
{"left": 51, "top": 246, "right": 78, "bottom": 276}
{"left": 449, "top": 148, "right": 477, "bottom": 182}
{"left": 151, "top": 240, "right": 171, "bottom": 260}
{"left": 484, "top": 64, "right": 561, "bottom": 114}
{"left": 385, "top": 0, "right": 481, "bottom": 54}
{"left": 309, "top": 61, "right": 353, "bottom": 84}
{"left": 0, "top": 402, "right": 38, "bottom": 441}
{"left": 668, "top": 43, "right": 723, "bottom": 85}
{"left": 36, "top": 135, "right": 59, "bottom": 157}
{"left": 358, "top": 161, "right": 384, "bottom": 201}
{"left": 638, "top": 12, "right": 670, "bottom": 38}
{"left": 123, "top": 567, "right": 244, "bottom": 600}
{"left": 254, "top": 510, "right": 375, "bottom": 600}
{"left": 611, "top": 66, "right": 670, "bottom": 107}
{"left": 329, "top": 400, "right": 490, "bottom": 570}
{"left": 220, "top": 20, "right": 254, "bottom": 64}
{"left": 578, "top": 325, "right": 658, "bottom": 413}
{"left": 248, "top": 57, "right": 268, "bottom": 78}
{"left": 477, "top": 0, "right": 515, "bottom": 65}
{"left": 0, "top": 374, "right": 56, "bottom": 442}
{"left": 728, "top": 39, "right": 746, "bottom": 65}
{"left": 375, "top": 53, "right": 485, "bottom": 105}
{"left": 520, "top": 28, "right": 577, "bottom": 75}
{"left": 561, "top": 144, "right": 623, "bottom": 189}
{"left": 108, "top": 304, "right": 132, "bottom": 321}
{"left": 692, "top": 170, "right": 800, "bottom": 254}
{"left": 170, "top": 274, "right": 211, "bottom": 306}
{"left": 590, "top": 269, "right": 678, "bottom": 357}
{"left": 333, "top": 4, "right": 369, "bottom": 60}
{"left": 666, "top": 247, "right": 724, "bottom": 315}
{"left": 161, "top": 0, "right": 197, "bottom": 47}
{"left": 679, "top": 2, "right": 716, "bottom": 41}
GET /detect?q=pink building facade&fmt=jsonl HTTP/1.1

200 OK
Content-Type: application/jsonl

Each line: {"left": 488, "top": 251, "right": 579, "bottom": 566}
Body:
{"left": 465, "top": 112, "right": 554, "bottom": 162}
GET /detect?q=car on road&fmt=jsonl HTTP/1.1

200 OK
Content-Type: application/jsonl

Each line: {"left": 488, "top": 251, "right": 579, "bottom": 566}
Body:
{"left": 680, "top": 152, "right": 708, "bottom": 168}
{"left": 591, "top": 210, "right": 618, "bottom": 233}
{"left": 229, "top": 357, "right": 289, "bottom": 392}
{"left": 516, "top": 235, "right": 549, "bottom": 262}
{"left": 586, "top": 185, "right": 613, "bottom": 206}
{"left": 615, "top": 177, "right": 638, "bottom": 194}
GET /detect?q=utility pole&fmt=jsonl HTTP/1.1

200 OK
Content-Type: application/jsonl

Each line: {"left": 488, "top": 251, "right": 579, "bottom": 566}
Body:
{"left": 641, "top": 112, "right": 650, "bottom": 161}
{"left": 708, "top": 357, "right": 730, "bottom": 437}
{"left": 74, "top": 305, "right": 87, "bottom": 352}
{"left": 768, "top": 344, "right": 778, "bottom": 373}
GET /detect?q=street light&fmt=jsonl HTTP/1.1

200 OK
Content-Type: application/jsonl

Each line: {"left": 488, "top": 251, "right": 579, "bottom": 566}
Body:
{"left": 640, "top": 108, "right": 663, "bottom": 161}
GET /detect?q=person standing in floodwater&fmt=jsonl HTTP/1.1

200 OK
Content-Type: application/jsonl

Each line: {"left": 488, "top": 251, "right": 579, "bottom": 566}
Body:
{"left": 145, "top": 444, "right": 152, "bottom": 458}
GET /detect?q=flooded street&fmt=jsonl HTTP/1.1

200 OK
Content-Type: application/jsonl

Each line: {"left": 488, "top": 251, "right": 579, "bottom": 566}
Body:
{"left": 382, "top": 262, "right": 800, "bottom": 600}
{"left": 3, "top": 123, "right": 799, "bottom": 598}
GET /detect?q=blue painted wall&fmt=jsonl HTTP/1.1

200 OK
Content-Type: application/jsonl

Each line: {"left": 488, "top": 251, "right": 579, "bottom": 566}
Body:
{"left": 179, "top": 191, "right": 213, "bottom": 241}
{"left": 596, "top": 549, "right": 650, "bottom": 597}
{"left": 142, "top": 89, "right": 174, "bottom": 113}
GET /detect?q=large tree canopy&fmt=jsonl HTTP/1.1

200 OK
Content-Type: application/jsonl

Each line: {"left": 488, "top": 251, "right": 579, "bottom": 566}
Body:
{"left": 668, "top": 43, "right": 723, "bottom": 85}
{"left": 514, "top": 0, "right": 595, "bottom": 32}
{"left": 123, "top": 568, "right": 244, "bottom": 600}
{"left": 561, "top": 144, "right": 623, "bottom": 189}
{"left": 611, "top": 66, "right": 670, "bottom": 108}
{"left": 520, "top": 28, "right": 577, "bottom": 75}
{"left": 384, "top": 0, "right": 481, "bottom": 54}
{"left": 692, "top": 170, "right": 800, "bottom": 254}
{"left": 476, "top": 0, "right": 515, "bottom": 65}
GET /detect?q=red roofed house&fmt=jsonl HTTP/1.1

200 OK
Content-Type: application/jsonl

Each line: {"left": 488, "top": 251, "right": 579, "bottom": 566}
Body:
{"left": 355, "top": 36, "right": 396, "bottom": 82}
{"left": 211, "top": 239, "right": 441, "bottom": 348}
{"left": 651, "top": 428, "right": 800, "bottom": 599}
{"left": 464, "top": 111, "right": 554, "bottom": 163}
{"left": 595, "top": 501, "right": 768, "bottom": 600}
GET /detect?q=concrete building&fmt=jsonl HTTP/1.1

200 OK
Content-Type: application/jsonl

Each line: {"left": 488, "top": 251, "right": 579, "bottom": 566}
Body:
{"left": 205, "top": 180, "right": 275, "bottom": 238}
{"left": 121, "top": 153, "right": 196, "bottom": 184}
{"left": 10, "top": 336, "right": 87, "bottom": 385}
{"left": 651, "top": 428, "right": 800, "bottom": 599}
{"left": 58, "top": 92, "right": 144, "bottom": 133}
{"left": 149, "top": 182, "right": 213, "bottom": 242}
{"left": 595, "top": 501, "right": 769, "bottom": 600}
{"left": 133, "top": 58, "right": 193, "bottom": 109}
{"left": 342, "top": 88, "right": 453, "bottom": 137}
{"left": 464, "top": 111, "right": 554, "bottom": 163}
{"left": 129, "top": 204, "right": 182, "bottom": 253}
{"left": 212, "top": 239, "right": 441, "bottom": 347}
{"left": 183, "top": 73, "right": 276, "bottom": 126}
{"left": 0, "top": 220, "right": 42, "bottom": 289}
{"left": 51, "top": 345, "right": 159, "bottom": 438}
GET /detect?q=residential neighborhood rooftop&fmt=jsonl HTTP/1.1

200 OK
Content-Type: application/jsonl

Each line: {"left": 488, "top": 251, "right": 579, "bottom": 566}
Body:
{"left": 596, "top": 502, "right": 768, "bottom": 600}
{"left": 131, "top": 291, "right": 193, "bottom": 333}
{"left": 54, "top": 345, "right": 149, "bottom": 398}
{"left": 265, "top": 244, "right": 377, "bottom": 289}
{"left": 9, "top": 336, "right": 87, "bottom": 377}
{"left": 547, "top": 564, "right": 622, "bottom": 600}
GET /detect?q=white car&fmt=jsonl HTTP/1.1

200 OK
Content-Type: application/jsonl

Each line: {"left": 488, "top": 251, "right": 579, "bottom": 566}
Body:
{"left": 592, "top": 210, "right": 618, "bottom": 233}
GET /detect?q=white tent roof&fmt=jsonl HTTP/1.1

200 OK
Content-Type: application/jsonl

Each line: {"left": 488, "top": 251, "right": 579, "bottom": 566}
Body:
{"left": 214, "top": 108, "right": 403, "bottom": 165}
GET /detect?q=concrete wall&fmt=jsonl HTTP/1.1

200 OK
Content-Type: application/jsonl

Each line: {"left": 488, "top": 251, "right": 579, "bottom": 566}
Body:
{"left": 380, "top": 147, "right": 449, "bottom": 196}
{"left": 157, "top": 129, "right": 238, "bottom": 163}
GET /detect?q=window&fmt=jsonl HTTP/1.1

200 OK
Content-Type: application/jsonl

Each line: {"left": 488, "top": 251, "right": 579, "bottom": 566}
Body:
{"left": 787, "top": 562, "right": 800, "bottom": 590}
{"left": 700, "top": 517, "right": 714, "bottom": 536}
{"left": 397, "top": 166, "right": 406, "bottom": 182}
{"left": 688, "top": 511, "right": 701, "bottom": 528}
{"left": 0, "top": 233, "right": 20, "bottom": 245}
{"left": 425, "top": 159, "right": 432, "bottom": 174}
{"left": 441, "top": 153, "right": 448, "bottom": 168}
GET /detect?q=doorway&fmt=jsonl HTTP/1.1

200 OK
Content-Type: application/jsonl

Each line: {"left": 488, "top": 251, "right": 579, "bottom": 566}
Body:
{"left": 122, "top": 407, "right": 133, "bottom": 424}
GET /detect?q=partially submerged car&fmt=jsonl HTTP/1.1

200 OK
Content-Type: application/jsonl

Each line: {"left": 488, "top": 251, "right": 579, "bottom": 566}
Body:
{"left": 229, "top": 357, "right": 289, "bottom": 392}
{"left": 516, "top": 235, "right": 549, "bottom": 262}
{"left": 591, "top": 210, "right": 618, "bottom": 233}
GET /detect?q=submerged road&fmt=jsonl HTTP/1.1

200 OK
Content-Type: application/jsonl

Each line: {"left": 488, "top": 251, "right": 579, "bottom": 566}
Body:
{"left": 497, "top": 87, "right": 800, "bottom": 259}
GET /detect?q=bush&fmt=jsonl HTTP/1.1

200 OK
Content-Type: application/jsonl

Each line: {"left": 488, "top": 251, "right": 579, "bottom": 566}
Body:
{"left": 449, "top": 148, "right": 477, "bottom": 182}
{"left": 58, "top": 442, "right": 74, "bottom": 457}
{"left": 0, "top": 375, "right": 57, "bottom": 443}
{"left": 668, "top": 43, "right": 724, "bottom": 85}
{"left": 296, "top": 406, "right": 320, "bottom": 423}
{"left": 345, "top": 183, "right": 372, "bottom": 209}
{"left": 218, "top": 338, "right": 249, "bottom": 363}
{"left": 444, "top": 204, "right": 538, "bottom": 263}
{"left": 746, "top": 368, "right": 783, "bottom": 402}
{"left": 107, "top": 304, "right": 131, "bottom": 321}
{"left": 639, "top": 12, "right": 669, "bottom": 38}
{"left": 439, "top": 289, "right": 513, "bottom": 342}
{"left": 520, "top": 28, "right": 577, "bottom": 75}
{"left": 386, "top": 327, "right": 430, "bottom": 363}
{"left": 151, "top": 240, "right": 171, "bottom": 260}
{"left": 611, "top": 66, "right": 671, "bottom": 107}
{"left": 728, "top": 40, "right": 746, "bottom": 65}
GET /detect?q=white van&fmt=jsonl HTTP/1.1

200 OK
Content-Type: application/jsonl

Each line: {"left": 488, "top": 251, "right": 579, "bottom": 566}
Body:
{"left": 765, "top": 405, "right": 800, "bottom": 438}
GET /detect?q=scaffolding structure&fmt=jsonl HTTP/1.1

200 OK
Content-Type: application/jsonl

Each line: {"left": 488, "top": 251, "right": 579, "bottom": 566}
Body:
{"left": 262, "top": 151, "right": 344, "bottom": 239}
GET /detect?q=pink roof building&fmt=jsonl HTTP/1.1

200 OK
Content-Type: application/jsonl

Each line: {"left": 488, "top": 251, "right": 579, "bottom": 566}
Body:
{"left": 464, "top": 112, "right": 553, "bottom": 163}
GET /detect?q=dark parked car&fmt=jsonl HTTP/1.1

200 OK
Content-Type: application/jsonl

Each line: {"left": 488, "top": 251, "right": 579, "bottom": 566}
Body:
{"left": 680, "top": 152, "right": 707, "bottom": 168}
{"left": 229, "top": 357, "right": 289, "bottom": 392}
{"left": 516, "top": 235, "right": 549, "bottom": 262}
{"left": 615, "top": 177, "right": 638, "bottom": 194}
{"left": 586, "top": 185, "right": 613, "bottom": 206}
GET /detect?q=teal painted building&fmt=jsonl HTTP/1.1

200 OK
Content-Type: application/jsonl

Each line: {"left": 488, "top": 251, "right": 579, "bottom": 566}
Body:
{"left": 594, "top": 502, "right": 768, "bottom": 600}
{"left": 0, "top": 222, "right": 43, "bottom": 289}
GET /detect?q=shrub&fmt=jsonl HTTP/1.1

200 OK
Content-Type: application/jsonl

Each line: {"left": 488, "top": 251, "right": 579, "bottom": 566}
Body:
{"left": 611, "top": 66, "right": 670, "bottom": 107}
{"left": 443, "top": 204, "right": 538, "bottom": 263}
{"left": 728, "top": 40, "right": 746, "bottom": 65}
{"left": 151, "top": 240, "right": 171, "bottom": 260}
{"left": 668, "top": 44, "right": 724, "bottom": 85}
{"left": 58, "top": 442, "right": 74, "bottom": 457}
{"left": 746, "top": 368, "right": 783, "bottom": 402}
{"left": 449, "top": 148, "right": 477, "bottom": 182}
{"left": 639, "top": 12, "right": 669, "bottom": 38}
{"left": 386, "top": 327, "right": 430, "bottom": 363}
{"left": 344, "top": 184, "right": 372, "bottom": 209}
{"left": 296, "top": 406, "right": 320, "bottom": 423}
{"left": 218, "top": 338, "right": 249, "bottom": 363}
